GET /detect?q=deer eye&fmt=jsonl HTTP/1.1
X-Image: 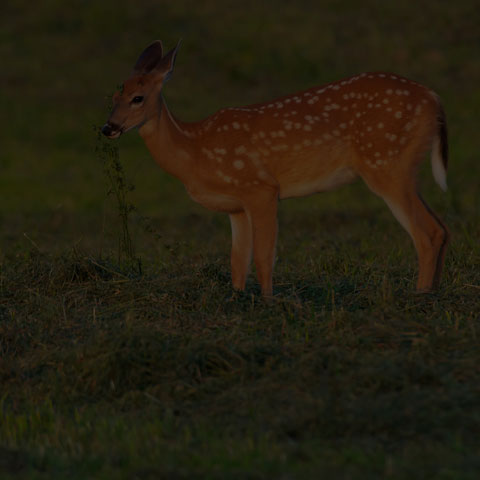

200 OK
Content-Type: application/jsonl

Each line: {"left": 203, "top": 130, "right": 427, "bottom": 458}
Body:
{"left": 131, "top": 96, "right": 144, "bottom": 104}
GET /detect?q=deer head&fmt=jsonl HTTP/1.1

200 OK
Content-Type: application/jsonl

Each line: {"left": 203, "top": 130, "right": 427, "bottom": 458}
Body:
{"left": 102, "top": 40, "right": 180, "bottom": 139}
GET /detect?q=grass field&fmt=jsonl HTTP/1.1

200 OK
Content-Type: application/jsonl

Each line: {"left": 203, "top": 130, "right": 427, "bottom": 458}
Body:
{"left": 1, "top": 0, "right": 480, "bottom": 478}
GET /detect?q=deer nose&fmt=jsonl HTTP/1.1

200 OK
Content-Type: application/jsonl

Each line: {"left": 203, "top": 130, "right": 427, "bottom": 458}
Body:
{"left": 101, "top": 123, "right": 113, "bottom": 136}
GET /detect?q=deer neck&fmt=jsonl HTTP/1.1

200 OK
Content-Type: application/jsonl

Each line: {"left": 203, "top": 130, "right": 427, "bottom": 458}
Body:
{"left": 138, "top": 95, "right": 193, "bottom": 182}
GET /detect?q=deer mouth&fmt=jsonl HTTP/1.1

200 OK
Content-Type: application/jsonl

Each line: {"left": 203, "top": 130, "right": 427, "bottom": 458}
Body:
{"left": 101, "top": 123, "right": 123, "bottom": 139}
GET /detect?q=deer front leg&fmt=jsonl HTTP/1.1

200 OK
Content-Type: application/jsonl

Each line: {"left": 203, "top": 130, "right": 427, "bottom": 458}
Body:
{"left": 245, "top": 189, "right": 279, "bottom": 297}
{"left": 229, "top": 211, "right": 253, "bottom": 291}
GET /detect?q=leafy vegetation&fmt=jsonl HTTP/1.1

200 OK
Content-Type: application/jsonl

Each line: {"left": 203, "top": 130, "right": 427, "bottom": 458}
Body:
{"left": 1, "top": 0, "right": 479, "bottom": 478}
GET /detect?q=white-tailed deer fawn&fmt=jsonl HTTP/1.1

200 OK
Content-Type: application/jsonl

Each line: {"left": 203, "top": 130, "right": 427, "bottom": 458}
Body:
{"left": 102, "top": 40, "right": 449, "bottom": 297}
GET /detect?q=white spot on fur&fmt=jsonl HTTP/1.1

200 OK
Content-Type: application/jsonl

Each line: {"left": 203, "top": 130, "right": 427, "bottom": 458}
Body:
{"left": 233, "top": 160, "right": 244, "bottom": 170}
{"left": 271, "top": 144, "right": 289, "bottom": 152}
{"left": 202, "top": 148, "right": 214, "bottom": 159}
{"left": 234, "top": 145, "right": 247, "bottom": 155}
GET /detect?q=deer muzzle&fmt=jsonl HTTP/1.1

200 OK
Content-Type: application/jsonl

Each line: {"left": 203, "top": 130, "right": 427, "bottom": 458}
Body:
{"left": 101, "top": 122, "right": 122, "bottom": 139}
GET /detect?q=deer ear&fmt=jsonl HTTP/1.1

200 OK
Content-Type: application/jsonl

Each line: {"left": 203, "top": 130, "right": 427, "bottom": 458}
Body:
{"left": 133, "top": 40, "right": 164, "bottom": 74}
{"left": 155, "top": 40, "right": 181, "bottom": 82}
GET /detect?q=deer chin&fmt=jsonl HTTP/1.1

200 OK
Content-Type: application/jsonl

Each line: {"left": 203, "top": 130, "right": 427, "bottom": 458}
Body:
{"left": 108, "top": 130, "right": 122, "bottom": 139}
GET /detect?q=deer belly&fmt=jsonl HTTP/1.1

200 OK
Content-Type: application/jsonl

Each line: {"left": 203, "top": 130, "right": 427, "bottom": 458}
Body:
{"left": 279, "top": 165, "right": 357, "bottom": 199}
{"left": 186, "top": 187, "right": 243, "bottom": 213}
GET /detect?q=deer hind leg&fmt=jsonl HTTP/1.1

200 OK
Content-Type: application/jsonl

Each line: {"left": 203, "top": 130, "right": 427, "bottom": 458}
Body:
{"left": 381, "top": 188, "right": 449, "bottom": 292}
{"left": 229, "top": 211, "right": 253, "bottom": 291}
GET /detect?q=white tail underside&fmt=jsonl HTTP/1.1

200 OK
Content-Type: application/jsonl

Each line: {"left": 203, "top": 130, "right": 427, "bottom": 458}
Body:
{"left": 431, "top": 134, "right": 448, "bottom": 192}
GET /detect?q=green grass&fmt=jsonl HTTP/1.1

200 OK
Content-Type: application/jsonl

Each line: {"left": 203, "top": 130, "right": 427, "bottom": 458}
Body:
{"left": 1, "top": 245, "right": 480, "bottom": 478}
{"left": 1, "top": 0, "right": 480, "bottom": 478}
